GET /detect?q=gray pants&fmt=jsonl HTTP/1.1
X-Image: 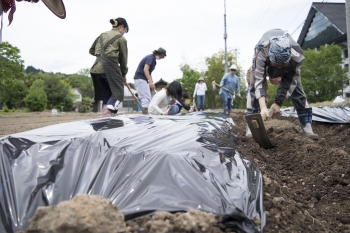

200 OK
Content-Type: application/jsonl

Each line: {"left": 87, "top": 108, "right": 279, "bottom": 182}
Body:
{"left": 134, "top": 79, "right": 151, "bottom": 108}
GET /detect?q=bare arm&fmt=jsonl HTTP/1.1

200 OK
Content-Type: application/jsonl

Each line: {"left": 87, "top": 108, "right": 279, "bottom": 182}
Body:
{"left": 252, "top": 49, "right": 269, "bottom": 119}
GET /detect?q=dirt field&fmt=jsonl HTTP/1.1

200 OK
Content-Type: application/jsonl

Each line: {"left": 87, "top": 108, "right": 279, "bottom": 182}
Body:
{"left": 1, "top": 110, "right": 350, "bottom": 232}
{"left": 0, "top": 111, "right": 99, "bottom": 138}
{"left": 231, "top": 111, "right": 350, "bottom": 233}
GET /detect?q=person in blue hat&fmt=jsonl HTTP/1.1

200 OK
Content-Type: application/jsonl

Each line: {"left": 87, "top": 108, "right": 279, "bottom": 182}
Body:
{"left": 247, "top": 29, "right": 318, "bottom": 139}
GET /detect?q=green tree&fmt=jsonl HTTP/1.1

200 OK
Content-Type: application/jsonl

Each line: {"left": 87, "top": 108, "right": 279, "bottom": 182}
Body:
{"left": 176, "top": 64, "right": 203, "bottom": 100}
{"left": 25, "top": 80, "right": 48, "bottom": 111}
{"left": 77, "top": 68, "right": 91, "bottom": 78}
{"left": 40, "top": 73, "right": 71, "bottom": 107}
{"left": 0, "top": 42, "right": 25, "bottom": 106}
{"left": 23, "top": 73, "right": 40, "bottom": 88}
{"left": 64, "top": 74, "right": 94, "bottom": 98}
{"left": 0, "top": 42, "right": 24, "bottom": 77}
{"left": 4, "top": 79, "right": 28, "bottom": 108}
{"left": 301, "top": 44, "right": 347, "bottom": 103}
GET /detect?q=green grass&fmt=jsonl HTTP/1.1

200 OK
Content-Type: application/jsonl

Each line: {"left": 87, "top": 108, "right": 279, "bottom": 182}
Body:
{"left": 0, "top": 107, "right": 30, "bottom": 115}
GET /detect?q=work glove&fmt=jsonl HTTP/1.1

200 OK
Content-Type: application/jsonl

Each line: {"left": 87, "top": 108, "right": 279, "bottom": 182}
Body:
{"left": 237, "top": 93, "right": 241, "bottom": 98}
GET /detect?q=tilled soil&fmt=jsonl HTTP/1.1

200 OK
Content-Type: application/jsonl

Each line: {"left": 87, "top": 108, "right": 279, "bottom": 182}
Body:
{"left": 2, "top": 110, "right": 350, "bottom": 233}
{"left": 231, "top": 111, "right": 350, "bottom": 233}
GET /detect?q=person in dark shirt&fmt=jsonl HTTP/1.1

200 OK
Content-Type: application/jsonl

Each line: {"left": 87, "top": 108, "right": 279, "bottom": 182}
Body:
{"left": 134, "top": 48, "right": 167, "bottom": 110}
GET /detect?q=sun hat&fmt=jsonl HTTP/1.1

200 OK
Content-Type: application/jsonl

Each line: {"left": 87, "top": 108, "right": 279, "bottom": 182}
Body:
{"left": 155, "top": 47, "right": 167, "bottom": 56}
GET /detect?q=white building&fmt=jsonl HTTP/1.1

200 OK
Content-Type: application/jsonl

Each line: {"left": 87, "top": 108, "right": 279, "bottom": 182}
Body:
{"left": 71, "top": 88, "right": 83, "bottom": 102}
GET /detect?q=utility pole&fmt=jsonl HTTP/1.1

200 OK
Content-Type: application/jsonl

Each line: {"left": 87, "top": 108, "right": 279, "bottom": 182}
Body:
{"left": 224, "top": 0, "right": 228, "bottom": 73}
{"left": 346, "top": 0, "right": 350, "bottom": 86}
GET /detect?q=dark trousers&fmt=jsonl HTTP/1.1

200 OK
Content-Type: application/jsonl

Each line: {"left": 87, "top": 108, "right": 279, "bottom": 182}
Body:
{"left": 91, "top": 73, "right": 112, "bottom": 105}
{"left": 249, "top": 75, "right": 307, "bottom": 112}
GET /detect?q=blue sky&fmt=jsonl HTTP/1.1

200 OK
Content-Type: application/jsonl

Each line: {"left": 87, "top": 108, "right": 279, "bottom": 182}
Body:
{"left": 1, "top": 0, "right": 344, "bottom": 83}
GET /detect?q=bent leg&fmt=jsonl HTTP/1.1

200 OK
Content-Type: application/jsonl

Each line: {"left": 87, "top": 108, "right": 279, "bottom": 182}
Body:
{"left": 167, "top": 105, "right": 180, "bottom": 115}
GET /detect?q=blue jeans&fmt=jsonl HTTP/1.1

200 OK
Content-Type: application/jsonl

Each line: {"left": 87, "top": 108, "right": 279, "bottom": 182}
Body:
{"left": 220, "top": 93, "right": 232, "bottom": 113}
{"left": 196, "top": 95, "right": 205, "bottom": 110}
{"left": 167, "top": 105, "right": 180, "bottom": 115}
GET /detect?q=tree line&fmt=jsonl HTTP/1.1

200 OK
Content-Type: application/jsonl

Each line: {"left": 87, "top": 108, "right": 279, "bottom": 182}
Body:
{"left": 0, "top": 41, "right": 347, "bottom": 112}
{"left": 0, "top": 42, "right": 94, "bottom": 112}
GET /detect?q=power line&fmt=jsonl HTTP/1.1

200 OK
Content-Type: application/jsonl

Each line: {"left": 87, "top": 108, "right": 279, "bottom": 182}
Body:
{"left": 291, "top": 21, "right": 305, "bottom": 35}
{"left": 289, "top": 0, "right": 330, "bottom": 36}
{"left": 286, "top": 0, "right": 312, "bottom": 30}
{"left": 244, "top": 0, "right": 265, "bottom": 35}
{"left": 246, "top": 0, "right": 268, "bottom": 36}
{"left": 251, "top": 0, "right": 273, "bottom": 34}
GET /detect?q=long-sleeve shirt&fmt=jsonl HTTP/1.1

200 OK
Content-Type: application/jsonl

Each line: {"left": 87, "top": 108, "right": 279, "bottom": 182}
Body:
{"left": 89, "top": 28, "right": 128, "bottom": 75}
{"left": 252, "top": 29, "right": 304, "bottom": 101}
{"left": 148, "top": 89, "right": 171, "bottom": 115}
{"left": 193, "top": 82, "right": 207, "bottom": 96}
{"left": 219, "top": 73, "right": 240, "bottom": 99}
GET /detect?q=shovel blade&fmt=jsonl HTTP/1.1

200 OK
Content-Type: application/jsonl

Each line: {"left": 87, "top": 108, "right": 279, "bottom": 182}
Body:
{"left": 245, "top": 114, "right": 274, "bottom": 149}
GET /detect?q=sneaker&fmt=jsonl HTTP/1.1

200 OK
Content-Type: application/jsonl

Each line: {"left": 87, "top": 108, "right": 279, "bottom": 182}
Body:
{"left": 107, "top": 100, "right": 121, "bottom": 114}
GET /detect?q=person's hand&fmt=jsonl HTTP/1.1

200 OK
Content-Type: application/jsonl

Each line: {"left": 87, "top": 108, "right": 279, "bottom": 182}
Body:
{"left": 269, "top": 77, "right": 281, "bottom": 86}
{"left": 161, "top": 111, "right": 168, "bottom": 115}
{"left": 260, "top": 107, "right": 270, "bottom": 121}
{"left": 236, "top": 93, "right": 241, "bottom": 98}
{"left": 149, "top": 81, "right": 155, "bottom": 90}
{"left": 270, "top": 103, "right": 280, "bottom": 116}
{"left": 123, "top": 76, "right": 126, "bottom": 84}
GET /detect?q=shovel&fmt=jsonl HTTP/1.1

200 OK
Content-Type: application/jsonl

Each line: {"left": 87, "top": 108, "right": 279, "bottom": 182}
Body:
{"left": 212, "top": 81, "right": 242, "bottom": 98}
{"left": 125, "top": 83, "right": 148, "bottom": 114}
{"left": 245, "top": 109, "right": 276, "bottom": 149}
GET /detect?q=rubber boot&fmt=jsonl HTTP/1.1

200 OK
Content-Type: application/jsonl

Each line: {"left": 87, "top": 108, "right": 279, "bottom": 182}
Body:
{"left": 297, "top": 108, "right": 319, "bottom": 140}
